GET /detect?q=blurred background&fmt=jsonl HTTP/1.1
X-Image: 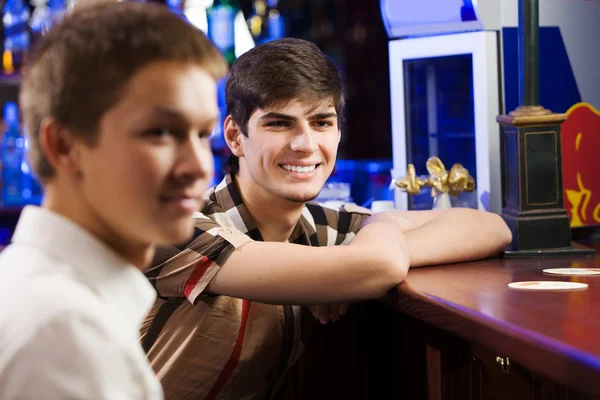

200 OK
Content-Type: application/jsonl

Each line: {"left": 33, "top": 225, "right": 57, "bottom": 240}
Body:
{"left": 2, "top": 0, "right": 598, "bottom": 245}
{"left": 0, "top": 0, "right": 395, "bottom": 232}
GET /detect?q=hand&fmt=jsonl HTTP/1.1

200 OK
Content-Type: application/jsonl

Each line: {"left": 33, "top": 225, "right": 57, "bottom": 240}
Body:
{"left": 307, "top": 304, "right": 349, "bottom": 325}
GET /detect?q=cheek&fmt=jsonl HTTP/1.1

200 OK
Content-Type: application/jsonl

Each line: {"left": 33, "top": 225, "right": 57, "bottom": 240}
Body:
{"left": 199, "top": 145, "right": 214, "bottom": 179}
{"left": 112, "top": 149, "right": 169, "bottom": 196}
{"left": 324, "top": 136, "right": 340, "bottom": 158}
{"left": 313, "top": 135, "right": 338, "bottom": 160}
{"left": 259, "top": 138, "right": 286, "bottom": 165}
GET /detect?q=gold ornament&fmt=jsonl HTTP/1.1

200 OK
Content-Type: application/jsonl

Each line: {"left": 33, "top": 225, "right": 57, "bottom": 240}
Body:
{"left": 394, "top": 156, "right": 476, "bottom": 197}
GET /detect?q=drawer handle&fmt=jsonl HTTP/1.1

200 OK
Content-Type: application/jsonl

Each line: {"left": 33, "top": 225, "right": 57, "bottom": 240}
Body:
{"left": 495, "top": 356, "right": 511, "bottom": 375}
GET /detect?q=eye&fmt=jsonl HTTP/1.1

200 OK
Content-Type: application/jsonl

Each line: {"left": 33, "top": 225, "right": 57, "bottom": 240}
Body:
{"left": 312, "top": 120, "right": 334, "bottom": 128}
{"left": 266, "top": 120, "right": 290, "bottom": 128}
{"left": 199, "top": 130, "right": 213, "bottom": 140}
{"left": 144, "top": 128, "right": 173, "bottom": 137}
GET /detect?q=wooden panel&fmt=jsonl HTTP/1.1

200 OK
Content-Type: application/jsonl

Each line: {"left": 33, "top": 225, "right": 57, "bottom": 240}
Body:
{"left": 383, "top": 245, "right": 600, "bottom": 397}
{"left": 285, "top": 243, "right": 600, "bottom": 399}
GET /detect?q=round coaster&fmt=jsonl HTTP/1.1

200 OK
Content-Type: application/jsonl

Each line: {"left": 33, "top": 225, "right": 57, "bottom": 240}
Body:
{"left": 543, "top": 268, "right": 600, "bottom": 276}
{"left": 508, "top": 281, "right": 588, "bottom": 291}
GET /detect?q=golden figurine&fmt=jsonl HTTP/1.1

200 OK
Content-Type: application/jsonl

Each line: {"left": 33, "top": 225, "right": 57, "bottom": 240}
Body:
{"left": 392, "top": 156, "right": 475, "bottom": 209}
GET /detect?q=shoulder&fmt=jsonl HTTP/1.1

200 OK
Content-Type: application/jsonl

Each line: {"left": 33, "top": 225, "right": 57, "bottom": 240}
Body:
{"left": 0, "top": 248, "right": 107, "bottom": 350}
{"left": 0, "top": 310, "right": 147, "bottom": 400}
{"left": 303, "top": 202, "right": 371, "bottom": 230}
{"left": 194, "top": 198, "right": 238, "bottom": 231}
{"left": 301, "top": 202, "right": 371, "bottom": 245}
{"left": 0, "top": 287, "right": 114, "bottom": 370}
{"left": 305, "top": 202, "right": 372, "bottom": 217}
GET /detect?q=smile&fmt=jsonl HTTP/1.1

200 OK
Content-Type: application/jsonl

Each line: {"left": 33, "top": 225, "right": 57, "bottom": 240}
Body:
{"left": 280, "top": 164, "right": 319, "bottom": 173}
{"left": 160, "top": 194, "right": 202, "bottom": 213}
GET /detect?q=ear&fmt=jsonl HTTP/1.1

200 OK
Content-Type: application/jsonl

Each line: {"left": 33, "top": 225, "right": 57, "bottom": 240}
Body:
{"left": 224, "top": 115, "right": 244, "bottom": 157}
{"left": 38, "top": 118, "right": 83, "bottom": 177}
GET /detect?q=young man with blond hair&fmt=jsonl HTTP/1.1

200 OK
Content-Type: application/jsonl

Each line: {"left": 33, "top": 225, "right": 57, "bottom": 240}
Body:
{"left": 142, "top": 38, "right": 512, "bottom": 400}
{"left": 0, "top": 2, "right": 227, "bottom": 398}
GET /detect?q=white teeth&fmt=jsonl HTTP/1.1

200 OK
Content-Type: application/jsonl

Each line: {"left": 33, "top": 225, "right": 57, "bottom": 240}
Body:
{"left": 281, "top": 164, "right": 317, "bottom": 173}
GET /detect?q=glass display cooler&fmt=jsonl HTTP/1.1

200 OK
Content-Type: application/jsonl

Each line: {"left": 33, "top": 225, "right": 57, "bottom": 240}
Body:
{"left": 381, "top": 0, "right": 503, "bottom": 213}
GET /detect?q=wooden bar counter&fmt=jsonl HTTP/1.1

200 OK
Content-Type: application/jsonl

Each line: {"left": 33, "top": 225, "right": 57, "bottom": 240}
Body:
{"left": 290, "top": 242, "right": 600, "bottom": 400}
{"left": 382, "top": 244, "right": 600, "bottom": 399}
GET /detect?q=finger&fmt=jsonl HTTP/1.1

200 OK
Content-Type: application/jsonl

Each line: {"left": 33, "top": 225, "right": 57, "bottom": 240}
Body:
{"left": 316, "top": 305, "right": 330, "bottom": 325}
{"left": 307, "top": 306, "right": 320, "bottom": 321}
{"left": 338, "top": 303, "right": 349, "bottom": 316}
{"left": 328, "top": 305, "right": 340, "bottom": 322}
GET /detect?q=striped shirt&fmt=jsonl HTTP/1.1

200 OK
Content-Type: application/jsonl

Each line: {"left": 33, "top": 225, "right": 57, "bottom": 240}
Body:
{"left": 141, "top": 174, "right": 370, "bottom": 400}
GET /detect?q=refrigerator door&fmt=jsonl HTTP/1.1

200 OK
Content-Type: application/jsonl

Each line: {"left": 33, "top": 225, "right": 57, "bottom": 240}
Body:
{"left": 389, "top": 31, "right": 501, "bottom": 212}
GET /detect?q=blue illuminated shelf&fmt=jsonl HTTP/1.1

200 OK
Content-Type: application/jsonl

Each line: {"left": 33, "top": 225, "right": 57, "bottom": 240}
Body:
{"left": 0, "top": 197, "right": 43, "bottom": 217}
{"left": 0, "top": 206, "right": 23, "bottom": 217}
{"left": 0, "top": 73, "right": 22, "bottom": 86}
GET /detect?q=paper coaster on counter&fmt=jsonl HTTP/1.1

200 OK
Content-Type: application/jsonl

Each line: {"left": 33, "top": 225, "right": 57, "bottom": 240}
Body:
{"left": 542, "top": 268, "right": 600, "bottom": 276}
{"left": 508, "top": 281, "right": 588, "bottom": 291}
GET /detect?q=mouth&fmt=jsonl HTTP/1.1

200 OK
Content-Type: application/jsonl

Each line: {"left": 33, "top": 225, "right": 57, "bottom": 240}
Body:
{"left": 279, "top": 163, "right": 321, "bottom": 174}
{"left": 160, "top": 194, "right": 202, "bottom": 213}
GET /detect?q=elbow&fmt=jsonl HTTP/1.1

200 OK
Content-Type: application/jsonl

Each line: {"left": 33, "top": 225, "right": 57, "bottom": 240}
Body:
{"left": 488, "top": 213, "right": 512, "bottom": 253}
{"left": 495, "top": 213, "right": 512, "bottom": 245}
{"left": 368, "top": 257, "right": 408, "bottom": 298}
{"left": 455, "top": 208, "right": 512, "bottom": 257}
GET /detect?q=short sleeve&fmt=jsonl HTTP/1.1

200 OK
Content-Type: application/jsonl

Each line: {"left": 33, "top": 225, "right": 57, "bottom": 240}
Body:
{"left": 146, "top": 213, "right": 253, "bottom": 304}
{"left": 340, "top": 203, "right": 372, "bottom": 235}
{"left": 0, "top": 313, "right": 158, "bottom": 400}
{"left": 303, "top": 203, "right": 371, "bottom": 246}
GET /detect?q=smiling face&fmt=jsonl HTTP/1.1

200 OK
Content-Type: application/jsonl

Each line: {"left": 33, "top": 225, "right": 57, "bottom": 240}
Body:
{"left": 232, "top": 98, "right": 340, "bottom": 204}
{"left": 72, "top": 61, "right": 217, "bottom": 247}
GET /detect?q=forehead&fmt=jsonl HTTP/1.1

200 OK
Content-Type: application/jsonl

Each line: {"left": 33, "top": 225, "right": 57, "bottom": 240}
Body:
{"left": 254, "top": 97, "right": 336, "bottom": 118}
{"left": 118, "top": 61, "right": 219, "bottom": 122}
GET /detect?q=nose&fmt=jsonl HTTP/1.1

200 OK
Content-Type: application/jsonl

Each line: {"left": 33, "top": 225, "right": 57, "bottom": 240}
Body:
{"left": 290, "top": 125, "right": 318, "bottom": 154}
{"left": 174, "top": 134, "right": 213, "bottom": 183}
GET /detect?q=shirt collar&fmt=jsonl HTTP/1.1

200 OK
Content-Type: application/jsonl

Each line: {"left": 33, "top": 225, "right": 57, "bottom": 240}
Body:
{"left": 210, "top": 174, "right": 264, "bottom": 241}
{"left": 208, "top": 174, "right": 311, "bottom": 245}
{"left": 11, "top": 206, "right": 156, "bottom": 332}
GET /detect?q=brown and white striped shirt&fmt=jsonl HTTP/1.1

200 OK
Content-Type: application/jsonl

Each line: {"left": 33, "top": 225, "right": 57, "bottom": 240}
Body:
{"left": 141, "top": 174, "right": 370, "bottom": 400}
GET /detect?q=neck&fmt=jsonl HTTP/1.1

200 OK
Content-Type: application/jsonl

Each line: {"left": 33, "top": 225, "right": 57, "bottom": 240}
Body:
{"left": 233, "top": 174, "right": 304, "bottom": 242}
{"left": 43, "top": 181, "right": 154, "bottom": 270}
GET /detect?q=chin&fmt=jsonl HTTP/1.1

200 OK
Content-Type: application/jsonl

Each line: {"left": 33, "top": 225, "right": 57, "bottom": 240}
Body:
{"left": 281, "top": 190, "right": 320, "bottom": 203}
{"left": 160, "top": 223, "right": 195, "bottom": 246}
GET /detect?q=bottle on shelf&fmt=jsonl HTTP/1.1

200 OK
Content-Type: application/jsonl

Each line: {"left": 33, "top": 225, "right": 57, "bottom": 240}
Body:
{"left": 265, "top": 0, "right": 285, "bottom": 42}
{"left": 1, "top": 102, "right": 27, "bottom": 206}
{"left": 247, "top": 0, "right": 266, "bottom": 43}
{"left": 246, "top": 0, "right": 285, "bottom": 45}
{"left": 206, "top": 0, "right": 237, "bottom": 158}
{"left": 2, "top": 0, "right": 31, "bottom": 74}
{"left": 206, "top": 0, "right": 236, "bottom": 65}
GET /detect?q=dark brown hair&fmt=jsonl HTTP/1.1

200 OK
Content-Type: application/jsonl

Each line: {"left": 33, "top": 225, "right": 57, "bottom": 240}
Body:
{"left": 20, "top": 1, "right": 227, "bottom": 181}
{"left": 225, "top": 37, "right": 345, "bottom": 175}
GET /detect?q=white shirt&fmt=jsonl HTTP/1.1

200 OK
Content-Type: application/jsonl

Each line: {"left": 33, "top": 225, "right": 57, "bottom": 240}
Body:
{"left": 0, "top": 206, "right": 163, "bottom": 400}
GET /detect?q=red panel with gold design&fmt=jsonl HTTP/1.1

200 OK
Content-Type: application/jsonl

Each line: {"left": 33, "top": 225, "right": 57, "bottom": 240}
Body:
{"left": 562, "top": 103, "right": 600, "bottom": 227}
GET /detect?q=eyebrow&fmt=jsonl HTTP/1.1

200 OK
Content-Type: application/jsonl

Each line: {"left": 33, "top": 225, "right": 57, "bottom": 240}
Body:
{"left": 152, "top": 106, "right": 218, "bottom": 126}
{"left": 260, "top": 112, "right": 296, "bottom": 121}
{"left": 307, "top": 112, "right": 338, "bottom": 120}
{"left": 259, "top": 112, "right": 338, "bottom": 121}
{"left": 152, "top": 107, "right": 187, "bottom": 123}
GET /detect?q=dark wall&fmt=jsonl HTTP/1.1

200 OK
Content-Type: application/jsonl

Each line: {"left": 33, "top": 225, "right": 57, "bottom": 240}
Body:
{"left": 237, "top": 0, "right": 393, "bottom": 160}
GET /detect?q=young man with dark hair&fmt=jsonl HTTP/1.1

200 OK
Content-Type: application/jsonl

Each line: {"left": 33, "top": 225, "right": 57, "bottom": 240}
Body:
{"left": 142, "top": 37, "right": 511, "bottom": 400}
{"left": 0, "top": 2, "right": 227, "bottom": 399}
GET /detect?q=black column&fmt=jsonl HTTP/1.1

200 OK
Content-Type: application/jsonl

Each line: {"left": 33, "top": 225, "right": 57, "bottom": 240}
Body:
{"left": 497, "top": 0, "right": 595, "bottom": 257}
{"left": 519, "top": 0, "right": 540, "bottom": 106}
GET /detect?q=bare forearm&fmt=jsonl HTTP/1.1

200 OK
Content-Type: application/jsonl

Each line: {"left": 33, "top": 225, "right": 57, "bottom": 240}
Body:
{"left": 405, "top": 209, "right": 511, "bottom": 267}
{"left": 208, "top": 222, "right": 409, "bottom": 304}
{"left": 363, "top": 208, "right": 512, "bottom": 267}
